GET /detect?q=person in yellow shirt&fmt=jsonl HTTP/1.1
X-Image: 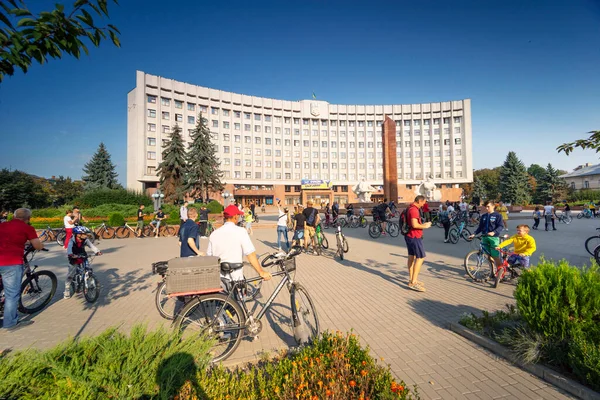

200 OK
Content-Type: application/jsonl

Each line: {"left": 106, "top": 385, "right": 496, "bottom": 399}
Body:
{"left": 496, "top": 224, "right": 536, "bottom": 269}
{"left": 244, "top": 206, "right": 253, "bottom": 235}
{"left": 497, "top": 201, "right": 509, "bottom": 231}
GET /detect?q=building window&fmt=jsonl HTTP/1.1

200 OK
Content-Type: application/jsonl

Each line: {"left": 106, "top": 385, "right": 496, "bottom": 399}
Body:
{"left": 454, "top": 127, "right": 461, "bottom": 134}
{"left": 254, "top": 114, "right": 261, "bottom": 121}
{"left": 444, "top": 139, "right": 450, "bottom": 145}
{"left": 162, "top": 125, "right": 169, "bottom": 133}
{"left": 212, "top": 120, "right": 219, "bottom": 128}
{"left": 187, "top": 116, "right": 195, "bottom": 124}
{"left": 200, "top": 105, "right": 208, "bottom": 113}
{"left": 211, "top": 107, "right": 218, "bottom": 115}
{"left": 147, "top": 109, "right": 156, "bottom": 118}
{"left": 187, "top": 103, "right": 195, "bottom": 111}
{"left": 265, "top": 126, "right": 272, "bottom": 133}
{"left": 455, "top": 138, "right": 462, "bottom": 145}
{"left": 255, "top": 125, "right": 261, "bottom": 132}
{"left": 147, "top": 137, "right": 156, "bottom": 146}
{"left": 245, "top": 136, "right": 251, "bottom": 143}
{"left": 147, "top": 95, "right": 157, "bottom": 103}
{"left": 222, "top": 109, "right": 230, "bottom": 117}
{"left": 585, "top": 181, "right": 590, "bottom": 189}
{"left": 234, "top": 123, "right": 240, "bottom": 130}
{"left": 162, "top": 112, "right": 170, "bottom": 120}
{"left": 146, "top": 166, "right": 156, "bottom": 175}
{"left": 175, "top": 114, "right": 183, "bottom": 122}
{"left": 223, "top": 134, "right": 230, "bottom": 141}
{"left": 161, "top": 98, "right": 170, "bottom": 106}
{"left": 147, "top": 151, "right": 156, "bottom": 160}
{"left": 244, "top": 124, "right": 251, "bottom": 131}
{"left": 234, "top": 147, "right": 241, "bottom": 154}
{"left": 147, "top": 123, "right": 156, "bottom": 132}
{"left": 455, "top": 149, "right": 462, "bottom": 156}
{"left": 223, "top": 121, "right": 230, "bottom": 129}
{"left": 174, "top": 100, "right": 183, "bottom": 109}
{"left": 454, "top": 116, "right": 462, "bottom": 123}
{"left": 443, "top": 117, "right": 450, "bottom": 124}
{"left": 223, "top": 146, "right": 230, "bottom": 153}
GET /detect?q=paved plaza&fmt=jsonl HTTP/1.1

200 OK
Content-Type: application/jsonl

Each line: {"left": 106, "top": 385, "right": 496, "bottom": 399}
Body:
{"left": 2, "top": 215, "right": 597, "bottom": 399}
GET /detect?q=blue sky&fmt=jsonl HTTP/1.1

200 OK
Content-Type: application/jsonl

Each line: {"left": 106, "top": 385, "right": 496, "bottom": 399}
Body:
{"left": 1, "top": 0, "right": 599, "bottom": 182}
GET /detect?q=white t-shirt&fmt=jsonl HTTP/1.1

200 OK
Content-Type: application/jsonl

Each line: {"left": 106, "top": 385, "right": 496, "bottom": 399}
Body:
{"left": 447, "top": 205, "right": 455, "bottom": 213}
{"left": 544, "top": 205, "right": 554, "bottom": 216}
{"left": 459, "top": 202, "right": 468, "bottom": 212}
{"left": 179, "top": 206, "right": 188, "bottom": 221}
{"left": 207, "top": 222, "right": 256, "bottom": 281}
{"left": 64, "top": 215, "right": 75, "bottom": 229}
{"left": 277, "top": 210, "right": 288, "bottom": 227}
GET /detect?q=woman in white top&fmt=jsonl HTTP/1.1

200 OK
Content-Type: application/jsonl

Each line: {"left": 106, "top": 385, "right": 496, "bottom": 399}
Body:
{"left": 276, "top": 202, "right": 290, "bottom": 254}
{"left": 63, "top": 209, "right": 76, "bottom": 249}
{"left": 543, "top": 201, "right": 556, "bottom": 231}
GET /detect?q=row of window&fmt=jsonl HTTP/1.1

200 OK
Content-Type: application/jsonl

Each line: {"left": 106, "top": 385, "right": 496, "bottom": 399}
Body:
{"left": 148, "top": 110, "right": 196, "bottom": 124}
{"left": 219, "top": 171, "right": 463, "bottom": 180}
{"left": 212, "top": 136, "right": 462, "bottom": 147}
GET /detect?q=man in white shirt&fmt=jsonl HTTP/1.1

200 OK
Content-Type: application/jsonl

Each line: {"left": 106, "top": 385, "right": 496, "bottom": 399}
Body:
{"left": 543, "top": 201, "right": 557, "bottom": 231}
{"left": 207, "top": 204, "right": 271, "bottom": 283}
{"left": 459, "top": 201, "right": 468, "bottom": 213}
{"left": 179, "top": 201, "right": 188, "bottom": 228}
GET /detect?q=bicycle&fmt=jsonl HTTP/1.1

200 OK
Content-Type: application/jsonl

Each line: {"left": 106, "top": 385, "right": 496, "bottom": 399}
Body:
{"left": 152, "top": 259, "right": 262, "bottom": 320}
{"left": 55, "top": 228, "right": 67, "bottom": 246}
{"left": 38, "top": 225, "right": 60, "bottom": 243}
{"left": 0, "top": 246, "right": 57, "bottom": 316}
{"left": 368, "top": 215, "right": 399, "bottom": 238}
{"left": 143, "top": 221, "right": 176, "bottom": 237}
{"left": 67, "top": 254, "right": 100, "bottom": 303}
{"left": 335, "top": 225, "right": 349, "bottom": 260}
{"left": 448, "top": 220, "right": 473, "bottom": 244}
{"left": 346, "top": 214, "right": 361, "bottom": 228}
{"left": 577, "top": 209, "right": 594, "bottom": 219}
{"left": 493, "top": 248, "right": 526, "bottom": 288}
{"left": 315, "top": 224, "right": 328, "bottom": 254}
{"left": 464, "top": 235, "right": 506, "bottom": 282}
{"left": 115, "top": 222, "right": 142, "bottom": 239}
{"left": 430, "top": 212, "right": 442, "bottom": 228}
{"left": 555, "top": 210, "right": 572, "bottom": 224}
{"left": 174, "top": 248, "right": 319, "bottom": 363}
{"left": 584, "top": 227, "right": 600, "bottom": 256}
{"left": 323, "top": 215, "right": 347, "bottom": 229}
{"left": 90, "top": 222, "right": 116, "bottom": 240}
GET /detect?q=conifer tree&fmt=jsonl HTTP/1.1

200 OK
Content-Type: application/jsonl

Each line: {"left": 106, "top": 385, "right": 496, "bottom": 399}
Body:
{"left": 499, "top": 152, "right": 531, "bottom": 205}
{"left": 156, "top": 125, "right": 186, "bottom": 203}
{"left": 82, "top": 142, "right": 121, "bottom": 190}
{"left": 536, "top": 163, "right": 567, "bottom": 202}
{"left": 183, "top": 114, "right": 224, "bottom": 200}
{"left": 472, "top": 176, "right": 487, "bottom": 203}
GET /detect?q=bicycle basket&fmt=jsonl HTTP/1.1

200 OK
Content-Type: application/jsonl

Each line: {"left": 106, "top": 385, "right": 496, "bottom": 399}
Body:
{"left": 282, "top": 257, "right": 296, "bottom": 273}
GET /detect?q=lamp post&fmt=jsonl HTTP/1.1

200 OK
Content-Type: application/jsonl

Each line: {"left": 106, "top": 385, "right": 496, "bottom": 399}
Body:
{"left": 151, "top": 189, "right": 164, "bottom": 210}
{"left": 222, "top": 190, "right": 231, "bottom": 207}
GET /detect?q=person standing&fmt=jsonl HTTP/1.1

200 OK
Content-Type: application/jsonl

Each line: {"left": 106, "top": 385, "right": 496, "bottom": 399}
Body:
{"left": 178, "top": 208, "right": 202, "bottom": 257}
{"left": 72, "top": 207, "right": 87, "bottom": 226}
{"left": 244, "top": 205, "right": 253, "bottom": 235}
{"left": 0, "top": 208, "right": 43, "bottom": 330}
{"left": 564, "top": 202, "right": 571, "bottom": 220}
{"left": 250, "top": 202, "right": 256, "bottom": 218}
{"left": 63, "top": 209, "right": 76, "bottom": 249}
{"left": 332, "top": 201, "right": 339, "bottom": 221}
{"left": 198, "top": 205, "right": 209, "bottom": 238}
{"left": 439, "top": 205, "right": 451, "bottom": 242}
{"left": 497, "top": 201, "right": 509, "bottom": 231}
{"left": 291, "top": 208, "right": 306, "bottom": 248}
{"left": 405, "top": 196, "right": 432, "bottom": 292}
{"left": 544, "top": 201, "right": 557, "bottom": 231}
{"left": 179, "top": 201, "right": 189, "bottom": 228}
{"left": 376, "top": 199, "right": 390, "bottom": 235}
{"left": 302, "top": 200, "right": 320, "bottom": 253}
{"left": 135, "top": 204, "right": 145, "bottom": 238}
{"left": 276, "top": 201, "right": 290, "bottom": 254}
{"left": 532, "top": 207, "right": 541, "bottom": 230}
{"left": 422, "top": 201, "right": 430, "bottom": 222}
{"left": 324, "top": 203, "right": 331, "bottom": 225}
{"left": 469, "top": 200, "right": 504, "bottom": 277}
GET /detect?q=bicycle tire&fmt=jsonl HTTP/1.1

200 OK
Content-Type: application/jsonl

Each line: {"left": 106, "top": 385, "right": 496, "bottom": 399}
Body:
{"left": 56, "top": 231, "right": 66, "bottom": 246}
{"left": 115, "top": 226, "right": 130, "bottom": 239}
{"left": 19, "top": 270, "right": 57, "bottom": 314}
{"left": 493, "top": 267, "right": 504, "bottom": 288}
{"left": 387, "top": 222, "right": 400, "bottom": 237}
{"left": 290, "top": 283, "right": 320, "bottom": 345}
{"left": 339, "top": 245, "right": 344, "bottom": 260}
{"left": 155, "top": 281, "right": 180, "bottom": 320}
{"left": 39, "top": 231, "right": 49, "bottom": 243}
{"left": 163, "top": 226, "right": 176, "bottom": 237}
{"left": 175, "top": 293, "right": 245, "bottom": 363}
{"left": 99, "top": 227, "right": 115, "bottom": 239}
{"left": 448, "top": 228, "right": 459, "bottom": 244}
{"left": 464, "top": 250, "right": 495, "bottom": 281}
{"left": 321, "top": 234, "right": 329, "bottom": 249}
{"left": 143, "top": 225, "right": 154, "bottom": 237}
{"left": 368, "top": 222, "right": 381, "bottom": 238}
{"left": 83, "top": 273, "right": 100, "bottom": 303}
{"left": 577, "top": 212, "right": 584, "bottom": 219}
{"left": 585, "top": 235, "right": 600, "bottom": 256}
{"left": 594, "top": 245, "right": 600, "bottom": 266}
{"left": 359, "top": 218, "right": 368, "bottom": 228}
{"left": 349, "top": 218, "right": 359, "bottom": 228}
{"left": 461, "top": 228, "right": 473, "bottom": 242}
{"left": 342, "top": 235, "right": 349, "bottom": 253}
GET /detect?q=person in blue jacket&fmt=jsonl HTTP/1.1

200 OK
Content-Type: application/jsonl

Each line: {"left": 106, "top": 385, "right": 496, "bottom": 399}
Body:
{"left": 469, "top": 200, "right": 504, "bottom": 278}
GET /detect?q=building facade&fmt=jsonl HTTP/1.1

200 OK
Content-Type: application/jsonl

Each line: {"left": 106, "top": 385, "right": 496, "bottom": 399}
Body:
{"left": 560, "top": 163, "right": 600, "bottom": 190}
{"left": 127, "top": 71, "right": 473, "bottom": 205}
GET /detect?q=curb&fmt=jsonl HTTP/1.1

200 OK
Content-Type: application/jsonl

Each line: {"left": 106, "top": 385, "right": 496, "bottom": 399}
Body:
{"left": 447, "top": 322, "right": 600, "bottom": 400}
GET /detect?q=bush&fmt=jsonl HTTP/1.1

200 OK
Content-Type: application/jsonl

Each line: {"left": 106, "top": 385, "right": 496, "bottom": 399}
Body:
{"left": 74, "top": 189, "right": 151, "bottom": 208}
{"left": 568, "top": 189, "right": 600, "bottom": 202}
{"left": 108, "top": 212, "right": 125, "bottom": 227}
{"left": 207, "top": 200, "right": 223, "bottom": 214}
{"left": 84, "top": 204, "right": 142, "bottom": 218}
{"left": 569, "top": 333, "right": 600, "bottom": 391}
{"left": 31, "top": 206, "right": 70, "bottom": 218}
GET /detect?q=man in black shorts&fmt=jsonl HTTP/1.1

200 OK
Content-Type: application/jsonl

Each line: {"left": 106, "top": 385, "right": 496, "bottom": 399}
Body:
{"left": 377, "top": 199, "right": 390, "bottom": 235}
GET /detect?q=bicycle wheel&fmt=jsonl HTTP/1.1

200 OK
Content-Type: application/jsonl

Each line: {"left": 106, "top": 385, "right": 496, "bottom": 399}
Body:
{"left": 175, "top": 294, "right": 245, "bottom": 363}
{"left": 56, "top": 231, "right": 66, "bottom": 246}
{"left": 594, "top": 245, "right": 600, "bottom": 266}
{"left": 493, "top": 266, "right": 505, "bottom": 288}
{"left": 464, "top": 250, "right": 495, "bottom": 281}
{"left": 39, "top": 231, "right": 49, "bottom": 243}
{"left": 155, "top": 281, "right": 180, "bottom": 320}
{"left": 359, "top": 218, "right": 368, "bottom": 228}
{"left": 143, "top": 225, "right": 154, "bottom": 237}
{"left": 368, "top": 222, "right": 381, "bottom": 238}
{"left": 349, "top": 218, "right": 359, "bottom": 228}
{"left": 100, "top": 227, "right": 116, "bottom": 239}
{"left": 448, "top": 228, "right": 460, "bottom": 244}
{"left": 115, "top": 227, "right": 131, "bottom": 239}
{"left": 19, "top": 270, "right": 57, "bottom": 314}
{"left": 163, "top": 226, "right": 176, "bottom": 237}
{"left": 291, "top": 284, "right": 320, "bottom": 345}
{"left": 342, "top": 235, "right": 349, "bottom": 253}
{"left": 585, "top": 235, "right": 600, "bottom": 256}
{"left": 564, "top": 215, "right": 572, "bottom": 224}
{"left": 461, "top": 228, "right": 473, "bottom": 242}
{"left": 387, "top": 222, "right": 400, "bottom": 237}
{"left": 83, "top": 273, "right": 100, "bottom": 303}
{"left": 321, "top": 234, "right": 329, "bottom": 249}
{"left": 577, "top": 212, "right": 584, "bottom": 219}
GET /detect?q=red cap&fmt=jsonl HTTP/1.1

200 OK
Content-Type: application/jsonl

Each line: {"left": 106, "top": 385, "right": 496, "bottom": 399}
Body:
{"left": 223, "top": 204, "right": 244, "bottom": 217}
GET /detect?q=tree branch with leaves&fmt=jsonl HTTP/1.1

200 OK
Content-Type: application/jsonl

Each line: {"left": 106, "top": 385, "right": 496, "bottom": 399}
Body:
{"left": 557, "top": 130, "right": 600, "bottom": 155}
{"left": 0, "top": 0, "right": 120, "bottom": 82}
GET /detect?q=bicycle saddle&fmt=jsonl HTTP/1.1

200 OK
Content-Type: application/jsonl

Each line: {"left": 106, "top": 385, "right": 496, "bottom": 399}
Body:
{"left": 220, "top": 262, "right": 243, "bottom": 273}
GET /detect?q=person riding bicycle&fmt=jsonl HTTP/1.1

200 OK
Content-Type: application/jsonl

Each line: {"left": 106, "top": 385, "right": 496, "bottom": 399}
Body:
{"left": 469, "top": 200, "right": 504, "bottom": 277}
{"left": 495, "top": 224, "right": 536, "bottom": 270}
{"left": 375, "top": 199, "right": 390, "bottom": 235}
{"left": 65, "top": 226, "right": 101, "bottom": 299}
{"left": 346, "top": 203, "right": 354, "bottom": 217}
{"left": 359, "top": 206, "right": 365, "bottom": 220}
{"left": 324, "top": 203, "right": 331, "bottom": 224}
{"left": 151, "top": 208, "right": 166, "bottom": 238}
{"left": 207, "top": 204, "right": 271, "bottom": 288}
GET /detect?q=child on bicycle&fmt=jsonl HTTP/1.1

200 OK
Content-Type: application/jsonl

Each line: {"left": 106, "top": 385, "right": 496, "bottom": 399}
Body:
{"left": 65, "top": 226, "right": 102, "bottom": 299}
{"left": 495, "top": 224, "right": 536, "bottom": 269}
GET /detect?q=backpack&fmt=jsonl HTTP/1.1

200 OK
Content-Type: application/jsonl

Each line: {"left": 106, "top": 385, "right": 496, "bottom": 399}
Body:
{"left": 400, "top": 208, "right": 411, "bottom": 236}
{"left": 440, "top": 211, "right": 450, "bottom": 223}
{"left": 306, "top": 209, "right": 317, "bottom": 226}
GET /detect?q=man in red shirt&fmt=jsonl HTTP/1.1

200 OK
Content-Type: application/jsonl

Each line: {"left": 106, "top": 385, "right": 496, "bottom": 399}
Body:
{"left": 405, "top": 196, "right": 432, "bottom": 292}
{"left": 0, "top": 208, "right": 44, "bottom": 330}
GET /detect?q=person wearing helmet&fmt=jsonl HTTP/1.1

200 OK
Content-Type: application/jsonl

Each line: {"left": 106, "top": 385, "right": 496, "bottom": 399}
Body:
{"left": 65, "top": 226, "right": 102, "bottom": 299}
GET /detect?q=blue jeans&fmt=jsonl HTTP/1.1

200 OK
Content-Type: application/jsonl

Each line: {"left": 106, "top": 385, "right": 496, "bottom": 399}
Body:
{"left": 277, "top": 226, "right": 289, "bottom": 250}
{"left": 0, "top": 265, "right": 24, "bottom": 328}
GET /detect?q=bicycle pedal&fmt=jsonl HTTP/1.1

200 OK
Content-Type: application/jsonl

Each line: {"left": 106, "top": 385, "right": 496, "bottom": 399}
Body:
{"left": 251, "top": 335, "right": 259, "bottom": 342}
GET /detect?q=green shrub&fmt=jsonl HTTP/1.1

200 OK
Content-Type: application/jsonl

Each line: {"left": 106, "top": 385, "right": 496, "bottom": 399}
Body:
{"left": 569, "top": 333, "right": 600, "bottom": 391}
{"left": 74, "top": 189, "right": 151, "bottom": 208}
{"left": 207, "top": 200, "right": 223, "bottom": 214}
{"left": 107, "top": 212, "right": 125, "bottom": 227}
{"left": 84, "top": 204, "right": 142, "bottom": 218}
{"left": 31, "top": 206, "right": 70, "bottom": 218}
{"left": 568, "top": 189, "right": 600, "bottom": 202}
{"left": 515, "top": 260, "right": 600, "bottom": 344}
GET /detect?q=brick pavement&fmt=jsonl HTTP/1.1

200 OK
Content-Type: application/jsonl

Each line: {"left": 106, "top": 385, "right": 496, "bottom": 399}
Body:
{"left": 2, "top": 218, "right": 594, "bottom": 399}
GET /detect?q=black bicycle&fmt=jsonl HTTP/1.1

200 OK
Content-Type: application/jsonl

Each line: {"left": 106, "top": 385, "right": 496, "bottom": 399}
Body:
{"left": 0, "top": 246, "right": 56, "bottom": 316}
{"left": 174, "top": 248, "right": 319, "bottom": 363}
{"left": 335, "top": 225, "right": 349, "bottom": 260}
{"left": 67, "top": 255, "right": 100, "bottom": 303}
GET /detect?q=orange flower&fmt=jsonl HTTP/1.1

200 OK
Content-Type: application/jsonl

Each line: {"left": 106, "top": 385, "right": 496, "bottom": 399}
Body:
{"left": 350, "top": 380, "right": 357, "bottom": 387}
{"left": 325, "top": 389, "right": 332, "bottom": 396}
{"left": 362, "top": 361, "right": 367, "bottom": 366}
{"left": 312, "top": 396, "right": 318, "bottom": 400}
{"left": 360, "top": 370, "right": 368, "bottom": 376}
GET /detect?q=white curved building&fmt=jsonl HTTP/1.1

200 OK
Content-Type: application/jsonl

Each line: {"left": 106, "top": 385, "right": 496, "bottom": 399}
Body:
{"left": 127, "top": 70, "right": 472, "bottom": 205}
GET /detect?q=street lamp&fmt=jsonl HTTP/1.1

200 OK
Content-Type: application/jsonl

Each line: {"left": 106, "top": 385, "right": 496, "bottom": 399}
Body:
{"left": 151, "top": 189, "right": 164, "bottom": 210}
{"left": 222, "top": 190, "right": 231, "bottom": 207}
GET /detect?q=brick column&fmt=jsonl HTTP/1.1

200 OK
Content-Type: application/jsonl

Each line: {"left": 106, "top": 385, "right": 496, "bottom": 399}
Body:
{"left": 382, "top": 116, "right": 399, "bottom": 202}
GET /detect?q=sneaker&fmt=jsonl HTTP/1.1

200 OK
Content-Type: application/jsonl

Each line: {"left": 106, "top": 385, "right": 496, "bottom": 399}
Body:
{"left": 444, "top": 240, "right": 449, "bottom": 243}
{"left": 64, "top": 292, "right": 71, "bottom": 299}
{"left": 553, "top": 229, "right": 557, "bottom": 231}
{"left": 382, "top": 232, "right": 387, "bottom": 236}
{"left": 5, "top": 320, "right": 34, "bottom": 331}
{"left": 408, "top": 283, "right": 426, "bottom": 292}
{"left": 155, "top": 236, "right": 159, "bottom": 239}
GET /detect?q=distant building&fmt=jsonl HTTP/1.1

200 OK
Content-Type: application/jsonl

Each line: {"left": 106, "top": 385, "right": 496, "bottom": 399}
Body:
{"left": 560, "top": 163, "right": 600, "bottom": 190}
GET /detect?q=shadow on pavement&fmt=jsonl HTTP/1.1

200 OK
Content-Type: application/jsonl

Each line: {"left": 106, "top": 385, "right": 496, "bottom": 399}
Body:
{"left": 153, "top": 352, "right": 207, "bottom": 399}
{"left": 407, "top": 298, "right": 482, "bottom": 328}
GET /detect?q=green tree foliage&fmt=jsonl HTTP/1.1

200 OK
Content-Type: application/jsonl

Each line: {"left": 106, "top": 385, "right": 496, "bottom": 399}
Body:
{"left": 73, "top": 188, "right": 151, "bottom": 208}
{"left": 557, "top": 130, "right": 600, "bottom": 155}
{"left": 499, "top": 152, "right": 531, "bottom": 205}
{"left": 527, "top": 164, "right": 546, "bottom": 182}
{"left": 0, "top": 0, "right": 120, "bottom": 82}
{"left": 472, "top": 176, "right": 486, "bottom": 202}
{"left": 473, "top": 168, "right": 501, "bottom": 201}
{"left": 535, "top": 163, "right": 568, "bottom": 203}
{"left": 183, "top": 113, "right": 224, "bottom": 201}
{"left": 51, "top": 175, "right": 83, "bottom": 205}
{"left": 82, "top": 142, "right": 121, "bottom": 190}
{"left": 157, "top": 124, "right": 186, "bottom": 204}
{"left": 107, "top": 212, "right": 124, "bottom": 227}
{"left": 0, "top": 168, "right": 50, "bottom": 209}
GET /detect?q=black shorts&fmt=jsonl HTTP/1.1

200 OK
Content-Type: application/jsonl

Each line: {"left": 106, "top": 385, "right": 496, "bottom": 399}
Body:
{"left": 405, "top": 236, "right": 426, "bottom": 259}
{"left": 378, "top": 212, "right": 387, "bottom": 222}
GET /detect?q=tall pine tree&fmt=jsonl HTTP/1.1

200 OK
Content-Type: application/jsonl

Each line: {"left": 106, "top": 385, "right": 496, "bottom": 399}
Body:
{"left": 472, "top": 176, "right": 487, "bottom": 203}
{"left": 82, "top": 143, "right": 121, "bottom": 190}
{"left": 183, "top": 114, "right": 224, "bottom": 200}
{"left": 499, "top": 152, "right": 531, "bottom": 205}
{"left": 536, "top": 163, "right": 567, "bottom": 202}
{"left": 156, "top": 125, "right": 186, "bottom": 203}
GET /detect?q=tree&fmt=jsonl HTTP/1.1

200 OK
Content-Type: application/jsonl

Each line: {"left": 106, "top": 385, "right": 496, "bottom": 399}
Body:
{"left": 536, "top": 163, "right": 568, "bottom": 203}
{"left": 0, "top": 169, "right": 50, "bottom": 210}
{"left": 473, "top": 167, "right": 501, "bottom": 201}
{"left": 557, "top": 130, "right": 600, "bottom": 155}
{"left": 157, "top": 124, "right": 186, "bottom": 203}
{"left": 527, "top": 164, "right": 546, "bottom": 182}
{"left": 472, "top": 176, "right": 486, "bottom": 203}
{"left": 499, "top": 152, "right": 531, "bottom": 205}
{"left": 183, "top": 113, "right": 224, "bottom": 201}
{"left": 82, "top": 142, "right": 121, "bottom": 190}
{"left": 0, "top": 0, "right": 120, "bottom": 82}
{"left": 52, "top": 175, "right": 84, "bottom": 205}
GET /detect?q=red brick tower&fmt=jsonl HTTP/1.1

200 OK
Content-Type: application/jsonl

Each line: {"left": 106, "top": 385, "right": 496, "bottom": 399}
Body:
{"left": 381, "top": 116, "right": 399, "bottom": 202}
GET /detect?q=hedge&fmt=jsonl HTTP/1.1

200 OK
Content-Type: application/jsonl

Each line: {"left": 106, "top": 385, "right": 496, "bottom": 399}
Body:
{"left": 73, "top": 189, "right": 152, "bottom": 208}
